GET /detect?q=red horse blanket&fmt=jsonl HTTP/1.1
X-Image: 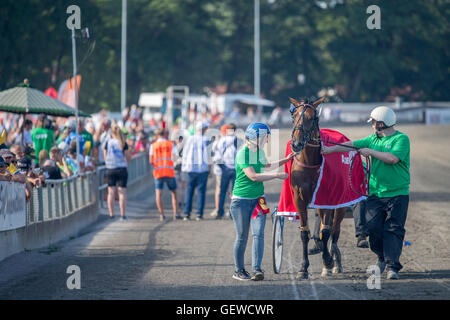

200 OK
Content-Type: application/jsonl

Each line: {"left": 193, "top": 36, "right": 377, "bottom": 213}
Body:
{"left": 277, "top": 129, "right": 367, "bottom": 218}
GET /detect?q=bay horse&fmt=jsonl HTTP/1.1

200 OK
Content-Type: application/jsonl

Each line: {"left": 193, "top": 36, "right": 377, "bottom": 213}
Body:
{"left": 289, "top": 97, "right": 345, "bottom": 279}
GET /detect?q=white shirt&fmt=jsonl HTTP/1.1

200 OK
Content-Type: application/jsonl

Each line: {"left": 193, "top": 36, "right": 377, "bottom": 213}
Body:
{"left": 217, "top": 135, "right": 239, "bottom": 170}
{"left": 13, "top": 130, "right": 33, "bottom": 145}
{"left": 212, "top": 139, "right": 222, "bottom": 176}
{"left": 181, "top": 135, "right": 210, "bottom": 173}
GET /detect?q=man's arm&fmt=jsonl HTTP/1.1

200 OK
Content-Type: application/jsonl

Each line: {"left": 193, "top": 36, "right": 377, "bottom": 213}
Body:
{"left": 323, "top": 140, "right": 400, "bottom": 164}
{"left": 359, "top": 148, "right": 400, "bottom": 164}
{"left": 321, "top": 141, "right": 355, "bottom": 154}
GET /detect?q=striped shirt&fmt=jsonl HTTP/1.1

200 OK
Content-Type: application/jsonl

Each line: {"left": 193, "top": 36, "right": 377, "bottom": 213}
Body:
{"left": 217, "top": 135, "right": 239, "bottom": 170}
{"left": 181, "top": 135, "right": 210, "bottom": 173}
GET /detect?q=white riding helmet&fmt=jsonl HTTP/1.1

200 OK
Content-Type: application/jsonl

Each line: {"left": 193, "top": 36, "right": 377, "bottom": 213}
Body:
{"left": 367, "top": 106, "right": 396, "bottom": 127}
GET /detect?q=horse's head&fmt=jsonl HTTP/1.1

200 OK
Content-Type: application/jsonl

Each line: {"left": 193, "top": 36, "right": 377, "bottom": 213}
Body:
{"left": 289, "top": 96, "right": 324, "bottom": 153}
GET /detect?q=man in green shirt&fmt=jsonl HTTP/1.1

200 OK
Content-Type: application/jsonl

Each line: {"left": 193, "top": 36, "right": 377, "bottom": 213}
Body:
{"left": 322, "top": 106, "right": 410, "bottom": 280}
{"left": 31, "top": 114, "right": 54, "bottom": 164}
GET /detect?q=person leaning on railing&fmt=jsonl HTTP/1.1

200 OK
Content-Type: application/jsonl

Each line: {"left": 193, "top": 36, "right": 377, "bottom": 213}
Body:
{"left": 0, "top": 157, "right": 12, "bottom": 181}
{"left": 50, "top": 147, "right": 70, "bottom": 179}
{"left": 0, "top": 148, "right": 27, "bottom": 184}
{"left": 16, "top": 157, "right": 35, "bottom": 200}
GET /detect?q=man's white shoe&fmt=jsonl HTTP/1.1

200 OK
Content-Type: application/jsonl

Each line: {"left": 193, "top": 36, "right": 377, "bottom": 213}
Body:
{"left": 387, "top": 270, "right": 399, "bottom": 280}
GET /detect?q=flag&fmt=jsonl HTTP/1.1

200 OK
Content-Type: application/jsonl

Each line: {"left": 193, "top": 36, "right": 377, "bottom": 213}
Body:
{"left": 58, "top": 75, "right": 81, "bottom": 109}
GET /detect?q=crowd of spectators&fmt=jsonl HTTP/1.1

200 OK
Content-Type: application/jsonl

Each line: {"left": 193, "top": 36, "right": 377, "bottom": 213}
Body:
{"left": 0, "top": 106, "right": 155, "bottom": 201}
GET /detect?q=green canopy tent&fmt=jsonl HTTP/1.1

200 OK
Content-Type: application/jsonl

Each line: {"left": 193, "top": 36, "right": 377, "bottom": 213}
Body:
{"left": 0, "top": 85, "right": 90, "bottom": 117}
{"left": 0, "top": 83, "right": 90, "bottom": 151}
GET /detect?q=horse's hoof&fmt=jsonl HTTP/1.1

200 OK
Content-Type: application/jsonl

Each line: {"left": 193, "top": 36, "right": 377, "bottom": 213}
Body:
{"left": 332, "top": 265, "right": 343, "bottom": 274}
{"left": 296, "top": 271, "right": 308, "bottom": 280}
{"left": 321, "top": 268, "right": 332, "bottom": 277}
{"left": 323, "top": 254, "right": 334, "bottom": 270}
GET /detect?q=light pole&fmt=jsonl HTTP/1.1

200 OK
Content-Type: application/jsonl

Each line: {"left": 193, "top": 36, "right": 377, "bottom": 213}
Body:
{"left": 71, "top": 28, "right": 80, "bottom": 173}
{"left": 254, "top": 0, "right": 260, "bottom": 99}
{"left": 121, "top": 0, "right": 127, "bottom": 113}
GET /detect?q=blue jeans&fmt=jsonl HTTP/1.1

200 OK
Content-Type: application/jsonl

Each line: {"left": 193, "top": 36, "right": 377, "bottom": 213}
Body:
{"left": 229, "top": 198, "right": 267, "bottom": 272}
{"left": 218, "top": 167, "right": 236, "bottom": 217}
{"left": 184, "top": 171, "right": 209, "bottom": 217}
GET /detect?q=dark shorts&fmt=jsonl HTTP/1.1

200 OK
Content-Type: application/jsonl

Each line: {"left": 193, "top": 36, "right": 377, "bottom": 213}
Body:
{"left": 155, "top": 177, "right": 177, "bottom": 191}
{"left": 106, "top": 167, "right": 128, "bottom": 188}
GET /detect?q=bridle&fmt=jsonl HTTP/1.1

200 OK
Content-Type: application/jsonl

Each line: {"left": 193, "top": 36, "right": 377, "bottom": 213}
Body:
{"left": 290, "top": 101, "right": 370, "bottom": 196}
{"left": 290, "top": 102, "right": 321, "bottom": 155}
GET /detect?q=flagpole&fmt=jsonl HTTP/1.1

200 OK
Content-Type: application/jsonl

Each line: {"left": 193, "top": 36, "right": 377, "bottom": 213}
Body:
{"left": 71, "top": 27, "right": 80, "bottom": 174}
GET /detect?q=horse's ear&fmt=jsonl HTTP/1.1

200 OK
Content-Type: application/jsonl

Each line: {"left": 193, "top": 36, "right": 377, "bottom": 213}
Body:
{"left": 313, "top": 96, "right": 325, "bottom": 108}
{"left": 289, "top": 97, "right": 299, "bottom": 105}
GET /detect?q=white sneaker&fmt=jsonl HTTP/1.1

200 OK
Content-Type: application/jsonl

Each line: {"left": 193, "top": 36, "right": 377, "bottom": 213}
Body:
{"left": 210, "top": 210, "right": 218, "bottom": 217}
{"left": 387, "top": 270, "right": 399, "bottom": 280}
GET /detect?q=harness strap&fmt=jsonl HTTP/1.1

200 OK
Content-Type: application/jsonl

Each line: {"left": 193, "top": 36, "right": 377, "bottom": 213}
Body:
{"left": 293, "top": 155, "right": 321, "bottom": 169}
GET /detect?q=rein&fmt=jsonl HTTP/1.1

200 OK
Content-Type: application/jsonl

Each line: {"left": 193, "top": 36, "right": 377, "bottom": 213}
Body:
{"left": 321, "top": 140, "right": 371, "bottom": 197}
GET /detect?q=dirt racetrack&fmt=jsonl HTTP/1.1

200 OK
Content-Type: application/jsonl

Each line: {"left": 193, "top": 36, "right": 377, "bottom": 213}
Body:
{"left": 0, "top": 124, "right": 448, "bottom": 300}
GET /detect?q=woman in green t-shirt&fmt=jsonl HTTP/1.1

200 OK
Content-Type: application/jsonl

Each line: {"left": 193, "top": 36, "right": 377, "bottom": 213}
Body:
{"left": 230, "top": 123, "right": 294, "bottom": 281}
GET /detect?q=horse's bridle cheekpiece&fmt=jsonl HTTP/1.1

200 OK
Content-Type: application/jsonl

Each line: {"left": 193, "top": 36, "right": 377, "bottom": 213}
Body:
{"left": 290, "top": 102, "right": 321, "bottom": 154}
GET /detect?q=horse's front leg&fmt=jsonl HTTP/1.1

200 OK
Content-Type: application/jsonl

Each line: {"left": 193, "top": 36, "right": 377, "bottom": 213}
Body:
{"left": 318, "top": 209, "right": 334, "bottom": 276}
{"left": 330, "top": 208, "right": 346, "bottom": 274}
{"left": 292, "top": 191, "right": 310, "bottom": 280}
{"left": 297, "top": 208, "right": 310, "bottom": 280}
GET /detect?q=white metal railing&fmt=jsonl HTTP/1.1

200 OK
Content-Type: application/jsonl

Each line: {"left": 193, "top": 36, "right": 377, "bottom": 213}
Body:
{"left": 26, "top": 171, "right": 97, "bottom": 225}
{"left": 25, "top": 152, "right": 152, "bottom": 225}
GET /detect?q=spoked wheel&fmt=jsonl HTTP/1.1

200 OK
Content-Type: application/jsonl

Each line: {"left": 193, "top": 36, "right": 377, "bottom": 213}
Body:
{"left": 272, "top": 214, "right": 284, "bottom": 274}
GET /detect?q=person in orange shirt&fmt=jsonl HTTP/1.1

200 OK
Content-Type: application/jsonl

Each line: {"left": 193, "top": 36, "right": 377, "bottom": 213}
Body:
{"left": 149, "top": 128, "right": 180, "bottom": 221}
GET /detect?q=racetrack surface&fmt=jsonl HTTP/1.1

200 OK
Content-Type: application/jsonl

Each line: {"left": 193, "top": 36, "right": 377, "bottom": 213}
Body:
{"left": 0, "top": 124, "right": 449, "bottom": 300}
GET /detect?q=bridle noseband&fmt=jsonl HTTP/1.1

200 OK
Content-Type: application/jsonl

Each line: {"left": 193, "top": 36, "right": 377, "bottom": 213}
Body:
{"left": 290, "top": 102, "right": 321, "bottom": 154}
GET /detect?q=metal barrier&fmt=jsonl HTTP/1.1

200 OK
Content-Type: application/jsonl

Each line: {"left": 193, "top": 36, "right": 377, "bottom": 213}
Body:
{"left": 26, "top": 152, "right": 151, "bottom": 225}
{"left": 26, "top": 172, "right": 97, "bottom": 225}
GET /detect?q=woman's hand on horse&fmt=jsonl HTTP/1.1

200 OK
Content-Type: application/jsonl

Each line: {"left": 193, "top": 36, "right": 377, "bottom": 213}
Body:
{"left": 286, "top": 152, "right": 296, "bottom": 161}
{"left": 277, "top": 172, "right": 288, "bottom": 180}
